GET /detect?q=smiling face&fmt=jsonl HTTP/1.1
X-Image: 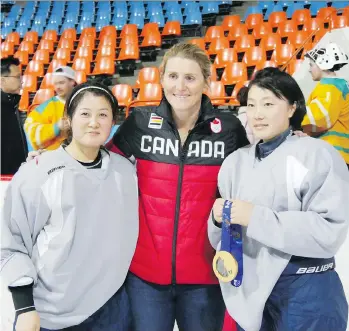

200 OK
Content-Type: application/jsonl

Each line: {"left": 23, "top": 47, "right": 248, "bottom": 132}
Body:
{"left": 246, "top": 85, "right": 296, "bottom": 142}
{"left": 69, "top": 92, "right": 114, "bottom": 149}
{"left": 161, "top": 56, "right": 208, "bottom": 115}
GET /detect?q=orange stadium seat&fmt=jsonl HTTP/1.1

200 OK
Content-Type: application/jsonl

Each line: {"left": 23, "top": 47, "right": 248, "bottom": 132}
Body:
{"left": 255, "top": 60, "right": 278, "bottom": 71}
{"left": 136, "top": 83, "right": 162, "bottom": 106}
{"left": 253, "top": 22, "right": 272, "bottom": 40}
{"left": 260, "top": 34, "right": 282, "bottom": 52}
{"left": 53, "top": 48, "right": 72, "bottom": 63}
{"left": 74, "top": 46, "right": 93, "bottom": 62}
{"left": 221, "top": 15, "right": 241, "bottom": 32}
{"left": 23, "top": 31, "right": 39, "bottom": 44}
{"left": 37, "top": 40, "right": 55, "bottom": 53}
{"left": 47, "top": 59, "right": 67, "bottom": 73}
{"left": 141, "top": 32, "right": 162, "bottom": 48}
{"left": 100, "top": 35, "right": 117, "bottom": 48}
{"left": 141, "top": 23, "right": 160, "bottom": 37}
{"left": 230, "top": 81, "right": 248, "bottom": 106}
{"left": 331, "top": 15, "right": 349, "bottom": 29}
{"left": 118, "top": 35, "right": 138, "bottom": 49}
{"left": 227, "top": 24, "right": 248, "bottom": 42}
{"left": 205, "top": 26, "right": 226, "bottom": 42}
{"left": 21, "top": 74, "right": 38, "bottom": 92}
{"left": 272, "top": 44, "right": 295, "bottom": 65}
{"left": 75, "top": 70, "right": 87, "bottom": 84}
{"left": 210, "top": 65, "right": 218, "bottom": 81}
{"left": 221, "top": 62, "right": 248, "bottom": 86}
{"left": 234, "top": 35, "right": 255, "bottom": 53}
{"left": 32, "top": 88, "right": 55, "bottom": 105}
{"left": 0, "top": 50, "right": 8, "bottom": 59}
{"left": 207, "top": 37, "right": 230, "bottom": 56}
{"left": 24, "top": 60, "right": 44, "bottom": 76}
{"left": 119, "top": 24, "right": 138, "bottom": 39}
{"left": 112, "top": 84, "right": 133, "bottom": 107}
{"left": 95, "top": 45, "right": 116, "bottom": 62}
{"left": 287, "top": 59, "right": 303, "bottom": 75}
{"left": 92, "top": 56, "right": 116, "bottom": 75}
{"left": 73, "top": 57, "right": 91, "bottom": 75}
{"left": 14, "top": 50, "right": 29, "bottom": 65}
{"left": 80, "top": 27, "right": 96, "bottom": 39}
{"left": 214, "top": 48, "right": 238, "bottom": 69}
{"left": 243, "top": 46, "right": 267, "bottom": 67}
{"left": 313, "top": 29, "right": 328, "bottom": 43}
{"left": 162, "top": 21, "right": 181, "bottom": 37}
{"left": 268, "top": 11, "right": 287, "bottom": 29}
{"left": 134, "top": 67, "right": 160, "bottom": 89}
{"left": 18, "top": 89, "right": 29, "bottom": 111}
{"left": 40, "top": 73, "right": 55, "bottom": 89}
{"left": 188, "top": 38, "right": 206, "bottom": 50}
{"left": 99, "top": 26, "right": 118, "bottom": 40}
{"left": 61, "top": 28, "right": 77, "bottom": 41}
{"left": 245, "top": 13, "right": 264, "bottom": 31}
{"left": 58, "top": 38, "right": 74, "bottom": 50}
{"left": 33, "top": 49, "right": 50, "bottom": 64}
{"left": 206, "top": 81, "right": 227, "bottom": 106}
{"left": 292, "top": 9, "right": 312, "bottom": 25}
{"left": 277, "top": 20, "right": 298, "bottom": 38}
{"left": 303, "top": 17, "right": 325, "bottom": 32}
{"left": 317, "top": 7, "right": 337, "bottom": 22}
{"left": 6, "top": 32, "right": 20, "bottom": 45}
{"left": 287, "top": 31, "right": 312, "bottom": 52}
{"left": 42, "top": 30, "right": 58, "bottom": 42}
{"left": 78, "top": 35, "right": 96, "bottom": 50}
{"left": 1, "top": 41, "right": 15, "bottom": 55}
{"left": 117, "top": 44, "right": 140, "bottom": 61}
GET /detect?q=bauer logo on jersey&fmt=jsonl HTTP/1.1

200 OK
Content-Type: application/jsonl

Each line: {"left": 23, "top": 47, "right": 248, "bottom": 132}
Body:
{"left": 210, "top": 118, "right": 222, "bottom": 133}
{"left": 148, "top": 113, "right": 164, "bottom": 129}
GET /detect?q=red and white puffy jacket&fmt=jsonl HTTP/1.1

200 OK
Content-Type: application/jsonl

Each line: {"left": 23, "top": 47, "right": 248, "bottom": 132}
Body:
{"left": 110, "top": 95, "right": 248, "bottom": 285}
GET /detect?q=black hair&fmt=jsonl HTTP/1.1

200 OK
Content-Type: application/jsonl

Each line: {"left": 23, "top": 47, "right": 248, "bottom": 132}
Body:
{"left": 64, "top": 81, "right": 118, "bottom": 144}
{"left": 237, "top": 86, "right": 248, "bottom": 107}
{"left": 247, "top": 67, "right": 306, "bottom": 130}
{"left": 0, "top": 56, "right": 20, "bottom": 76}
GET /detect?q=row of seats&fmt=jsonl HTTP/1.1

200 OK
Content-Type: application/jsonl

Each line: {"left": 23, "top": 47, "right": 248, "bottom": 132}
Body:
{"left": 246, "top": 1, "right": 349, "bottom": 20}
{"left": 1, "top": 0, "right": 233, "bottom": 37}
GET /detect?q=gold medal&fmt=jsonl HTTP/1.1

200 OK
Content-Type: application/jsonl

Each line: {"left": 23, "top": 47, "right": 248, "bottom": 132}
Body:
{"left": 213, "top": 250, "right": 238, "bottom": 282}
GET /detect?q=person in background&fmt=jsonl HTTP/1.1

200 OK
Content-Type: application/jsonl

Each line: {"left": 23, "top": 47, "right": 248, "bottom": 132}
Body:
{"left": 236, "top": 86, "right": 255, "bottom": 144}
{"left": 302, "top": 42, "right": 349, "bottom": 169}
{"left": 24, "top": 66, "right": 76, "bottom": 151}
{"left": 1, "top": 56, "right": 28, "bottom": 175}
{"left": 1, "top": 82, "right": 138, "bottom": 331}
{"left": 210, "top": 67, "right": 349, "bottom": 331}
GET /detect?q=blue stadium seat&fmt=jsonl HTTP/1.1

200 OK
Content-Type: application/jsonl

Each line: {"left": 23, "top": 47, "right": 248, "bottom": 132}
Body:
{"left": 96, "top": 20, "right": 110, "bottom": 32}
{"left": 16, "top": 26, "right": 28, "bottom": 38}
{"left": 201, "top": 1, "right": 219, "bottom": 14}
{"left": 309, "top": 1, "right": 328, "bottom": 16}
{"left": 265, "top": 4, "right": 284, "bottom": 20}
{"left": 31, "top": 25, "right": 44, "bottom": 36}
{"left": 82, "top": 1, "right": 95, "bottom": 13}
{"left": 2, "top": 18, "right": 13, "bottom": 28}
{"left": 330, "top": 1, "right": 349, "bottom": 9}
{"left": 97, "top": 10, "right": 111, "bottom": 21}
{"left": 98, "top": 1, "right": 111, "bottom": 10}
{"left": 114, "top": 2, "right": 127, "bottom": 13}
{"left": 129, "top": 16, "right": 145, "bottom": 29}
{"left": 243, "top": 6, "right": 263, "bottom": 21}
{"left": 164, "top": 1, "right": 179, "bottom": 11}
{"left": 286, "top": 2, "right": 305, "bottom": 18}
{"left": 17, "top": 20, "right": 29, "bottom": 28}
{"left": 1, "top": 26, "right": 13, "bottom": 39}
{"left": 66, "top": 2, "right": 80, "bottom": 13}
{"left": 150, "top": 13, "right": 165, "bottom": 27}
{"left": 184, "top": 11, "right": 202, "bottom": 25}
{"left": 60, "top": 22, "right": 76, "bottom": 34}
{"left": 147, "top": 3, "right": 163, "bottom": 17}
{"left": 164, "top": 2, "right": 181, "bottom": 17}
{"left": 258, "top": 1, "right": 274, "bottom": 11}
{"left": 77, "top": 21, "right": 92, "bottom": 34}
{"left": 130, "top": 5, "right": 146, "bottom": 18}
{"left": 114, "top": 6, "right": 128, "bottom": 19}
{"left": 183, "top": 2, "right": 200, "bottom": 14}
{"left": 112, "top": 16, "right": 127, "bottom": 30}
{"left": 37, "top": 2, "right": 50, "bottom": 12}
{"left": 81, "top": 12, "right": 95, "bottom": 23}
{"left": 219, "top": 0, "right": 233, "bottom": 4}
{"left": 21, "top": 8, "right": 35, "bottom": 20}
{"left": 46, "top": 23, "right": 59, "bottom": 32}
{"left": 33, "top": 15, "right": 46, "bottom": 26}
{"left": 167, "top": 12, "right": 183, "bottom": 24}
{"left": 1, "top": 12, "right": 6, "bottom": 22}
{"left": 64, "top": 13, "right": 79, "bottom": 25}
{"left": 48, "top": 14, "right": 62, "bottom": 25}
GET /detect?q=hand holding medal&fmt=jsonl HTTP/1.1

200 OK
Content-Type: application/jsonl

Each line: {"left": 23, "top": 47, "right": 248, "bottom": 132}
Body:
{"left": 212, "top": 198, "right": 254, "bottom": 287}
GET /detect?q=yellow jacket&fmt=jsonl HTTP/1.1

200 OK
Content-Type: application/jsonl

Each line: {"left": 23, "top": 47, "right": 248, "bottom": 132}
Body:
{"left": 24, "top": 96, "right": 66, "bottom": 151}
{"left": 302, "top": 77, "right": 349, "bottom": 164}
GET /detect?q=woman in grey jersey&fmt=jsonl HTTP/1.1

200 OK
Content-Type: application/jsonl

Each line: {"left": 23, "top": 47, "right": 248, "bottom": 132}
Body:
{"left": 209, "top": 68, "right": 349, "bottom": 331}
{"left": 1, "top": 82, "right": 139, "bottom": 331}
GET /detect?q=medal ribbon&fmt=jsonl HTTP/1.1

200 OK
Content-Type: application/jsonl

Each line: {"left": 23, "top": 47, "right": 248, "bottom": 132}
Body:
{"left": 222, "top": 200, "right": 243, "bottom": 287}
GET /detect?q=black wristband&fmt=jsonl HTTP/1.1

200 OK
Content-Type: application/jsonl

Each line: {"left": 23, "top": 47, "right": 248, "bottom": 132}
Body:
{"left": 9, "top": 282, "right": 35, "bottom": 312}
{"left": 212, "top": 211, "right": 222, "bottom": 228}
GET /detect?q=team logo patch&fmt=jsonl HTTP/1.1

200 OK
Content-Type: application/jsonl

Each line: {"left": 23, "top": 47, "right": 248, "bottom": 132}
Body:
{"left": 210, "top": 118, "right": 222, "bottom": 133}
{"left": 148, "top": 113, "right": 163, "bottom": 129}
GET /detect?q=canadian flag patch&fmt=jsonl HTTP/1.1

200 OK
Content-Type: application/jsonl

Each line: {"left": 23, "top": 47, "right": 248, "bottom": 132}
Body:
{"left": 210, "top": 118, "right": 222, "bottom": 133}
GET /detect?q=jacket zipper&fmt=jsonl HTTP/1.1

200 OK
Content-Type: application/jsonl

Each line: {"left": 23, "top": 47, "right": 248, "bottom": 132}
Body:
{"left": 171, "top": 129, "right": 191, "bottom": 285}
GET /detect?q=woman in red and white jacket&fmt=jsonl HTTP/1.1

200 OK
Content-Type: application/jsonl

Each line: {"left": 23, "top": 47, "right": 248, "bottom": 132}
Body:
{"left": 109, "top": 43, "right": 249, "bottom": 331}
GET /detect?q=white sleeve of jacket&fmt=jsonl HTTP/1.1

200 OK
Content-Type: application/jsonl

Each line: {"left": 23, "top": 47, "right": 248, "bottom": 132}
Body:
{"left": 1, "top": 168, "right": 49, "bottom": 287}
{"left": 247, "top": 144, "right": 349, "bottom": 258}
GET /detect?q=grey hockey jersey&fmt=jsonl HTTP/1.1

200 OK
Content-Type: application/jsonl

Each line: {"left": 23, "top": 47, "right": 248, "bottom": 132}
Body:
{"left": 208, "top": 135, "right": 349, "bottom": 331}
{"left": 1, "top": 147, "right": 139, "bottom": 329}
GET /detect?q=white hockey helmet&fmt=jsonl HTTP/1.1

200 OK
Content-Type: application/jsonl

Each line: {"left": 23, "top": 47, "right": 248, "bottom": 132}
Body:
{"left": 306, "top": 42, "right": 349, "bottom": 71}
